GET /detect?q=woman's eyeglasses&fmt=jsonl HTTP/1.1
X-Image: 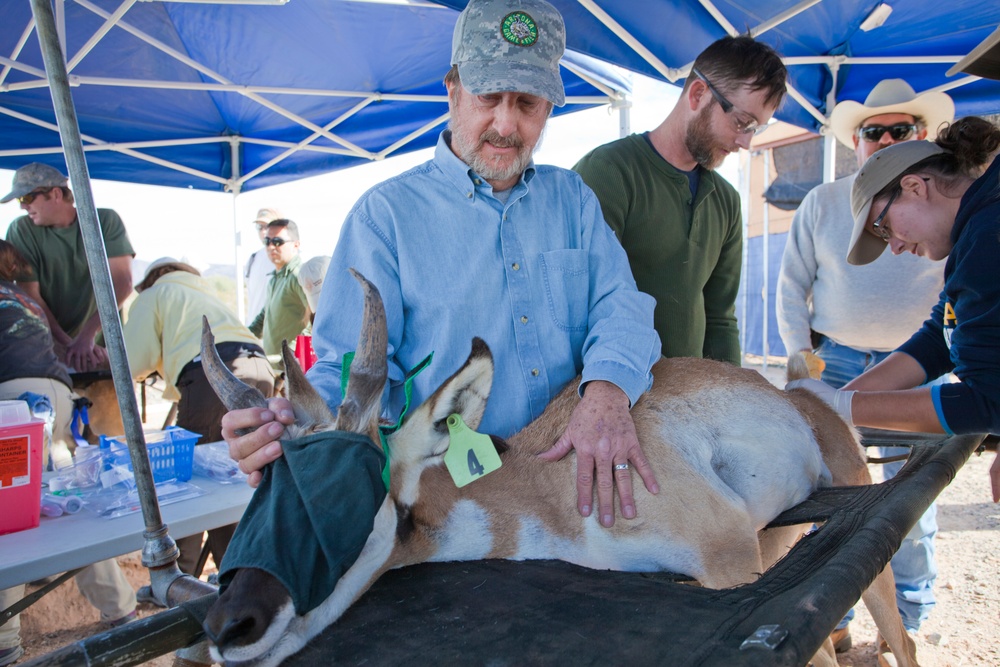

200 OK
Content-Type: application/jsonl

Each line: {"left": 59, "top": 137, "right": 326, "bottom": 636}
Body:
{"left": 690, "top": 67, "right": 770, "bottom": 136}
{"left": 857, "top": 123, "right": 918, "bottom": 143}
{"left": 263, "top": 236, "right": 290, "bottom": 247}
{"left": 17, "top": 188, "right": 52, "bottom": 205}
{"left": 870, "top": 188, "right": 900, "bottom": 241}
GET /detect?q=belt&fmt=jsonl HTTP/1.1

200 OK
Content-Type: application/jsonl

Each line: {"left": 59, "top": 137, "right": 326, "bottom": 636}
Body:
{"left": 178, "top": 342, "right": 267, "bottom": 380}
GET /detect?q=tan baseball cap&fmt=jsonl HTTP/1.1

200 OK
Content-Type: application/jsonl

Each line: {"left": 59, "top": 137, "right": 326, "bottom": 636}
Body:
{"left": 947, "top": 25, "right": 1000, "bottom": 80}
{"left": 848, "top": 141, "right": 946, "bottom": 265}
{"left": 254, "top": 208, "right": 282, "bottom": 225}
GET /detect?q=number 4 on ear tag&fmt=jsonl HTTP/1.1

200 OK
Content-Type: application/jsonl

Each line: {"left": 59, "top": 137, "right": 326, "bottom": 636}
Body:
{"left": 444, "top": 414, "right": 502, "bottom": 487}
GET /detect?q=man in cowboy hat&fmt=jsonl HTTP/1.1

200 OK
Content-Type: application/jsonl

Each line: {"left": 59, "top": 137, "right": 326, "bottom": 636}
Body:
{"left": 776, "top": 79, "right": 954, "bottom": 656}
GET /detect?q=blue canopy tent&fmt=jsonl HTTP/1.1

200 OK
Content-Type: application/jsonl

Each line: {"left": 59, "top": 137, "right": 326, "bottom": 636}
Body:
{"left": 0, "top": 0, "right": 630, "bottom": 193}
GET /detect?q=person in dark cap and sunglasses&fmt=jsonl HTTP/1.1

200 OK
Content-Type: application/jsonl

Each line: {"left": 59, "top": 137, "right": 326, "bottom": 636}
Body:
{"left": 776, "top": 78, "right": 955, "bottom": 658}
{"left": 2, "top": 162, "right": 135, "bottom": 372}
{"left": 220, "top": 0, "right": 661, "bottom": 531}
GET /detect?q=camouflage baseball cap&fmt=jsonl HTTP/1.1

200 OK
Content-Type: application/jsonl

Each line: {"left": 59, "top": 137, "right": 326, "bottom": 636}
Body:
{"left": 452, "top": 0, "right": 566, "bottom": 107}
{"left": 1, "top": 162, "right": 68, "bottom": 203}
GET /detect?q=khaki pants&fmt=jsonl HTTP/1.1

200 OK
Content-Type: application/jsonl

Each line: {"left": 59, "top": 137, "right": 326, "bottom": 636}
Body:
{"left": 0, "top": 377, "right": 76, "bottom": 469}
{"left": 0, "top": 559, "right": 136, "bottom": 649}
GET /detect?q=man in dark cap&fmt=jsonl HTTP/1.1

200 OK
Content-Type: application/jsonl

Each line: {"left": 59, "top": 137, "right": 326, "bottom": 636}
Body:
{"left": 2, "top": 163, "right": 134, "bottom": 372}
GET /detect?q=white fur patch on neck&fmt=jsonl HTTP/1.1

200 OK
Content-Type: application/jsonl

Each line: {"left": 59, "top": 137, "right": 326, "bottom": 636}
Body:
{"left": 429, "top": 499, "right": 493, "bottom": 561}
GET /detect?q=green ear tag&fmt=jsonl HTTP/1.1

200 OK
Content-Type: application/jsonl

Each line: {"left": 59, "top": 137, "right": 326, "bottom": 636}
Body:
{"left": 444, "top": 414, "right": 502, "bottom": 488}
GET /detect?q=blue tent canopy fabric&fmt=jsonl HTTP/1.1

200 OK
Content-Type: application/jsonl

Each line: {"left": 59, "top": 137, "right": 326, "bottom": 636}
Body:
{"left": 5, "top": 2, "right": 1000, "bottom": 193}
{"left": 0, "top": 0, "right": 629, "bottom": 192}
{"left": 436, "top": 1, "right": 1000, "bottom": 130}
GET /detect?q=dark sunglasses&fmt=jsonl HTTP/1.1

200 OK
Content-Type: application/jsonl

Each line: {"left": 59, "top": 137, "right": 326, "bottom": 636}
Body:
{"left": 17, "top": 188, "right": 53, "bottom": 205}
{"left": 857, "top": 123, "right": 918, "bottom": 143}
{"left": 263, "top": 236, "right": 291, "bottom": 247}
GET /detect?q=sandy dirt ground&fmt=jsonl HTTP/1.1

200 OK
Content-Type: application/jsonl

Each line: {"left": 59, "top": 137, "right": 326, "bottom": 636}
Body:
{"left": 13, "top": 365, "right": 1000, "bottom": 666}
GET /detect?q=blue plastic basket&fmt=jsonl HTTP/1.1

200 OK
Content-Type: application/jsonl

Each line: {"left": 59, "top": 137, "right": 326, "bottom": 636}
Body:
{"left": 99, "top": 426, "right": 201, "bottom": 483}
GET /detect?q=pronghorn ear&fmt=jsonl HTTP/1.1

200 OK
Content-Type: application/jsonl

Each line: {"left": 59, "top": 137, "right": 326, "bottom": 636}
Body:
{"left": 426, "top": 337, "right": 494, "bottom": 431}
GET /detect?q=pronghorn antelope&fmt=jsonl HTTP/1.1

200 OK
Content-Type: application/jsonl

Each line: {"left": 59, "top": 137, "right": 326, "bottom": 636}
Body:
{"left": 200, "top": 269, "right": 917, "bottom": 667}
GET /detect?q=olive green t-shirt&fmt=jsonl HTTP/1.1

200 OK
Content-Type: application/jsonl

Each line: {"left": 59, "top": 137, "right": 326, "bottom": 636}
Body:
{"left": 6, "top": 208, "right": 134, "bottom": 337}
{"left": 574, "top": 134, "right": 743, "bottom": 365}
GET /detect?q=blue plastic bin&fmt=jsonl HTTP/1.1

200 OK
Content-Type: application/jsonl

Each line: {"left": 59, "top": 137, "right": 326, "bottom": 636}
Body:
{"left": 99, "top": 426, "right": 201, "bottom": 483}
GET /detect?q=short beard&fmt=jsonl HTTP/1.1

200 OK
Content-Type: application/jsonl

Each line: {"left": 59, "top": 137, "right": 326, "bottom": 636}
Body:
{"left": 685, "top": 104, "right": 726, "bottom": 171}
{"left": 449, "top": 122, "right": 537, "bottom": 186}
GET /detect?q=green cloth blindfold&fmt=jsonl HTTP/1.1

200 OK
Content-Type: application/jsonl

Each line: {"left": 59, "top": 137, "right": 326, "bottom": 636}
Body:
{"left": 218, "top": 430, "right": 387, "bottom": 614}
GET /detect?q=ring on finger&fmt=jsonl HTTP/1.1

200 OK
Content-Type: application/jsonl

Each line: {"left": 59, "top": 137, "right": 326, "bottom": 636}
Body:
{"left": 614, "top": 463, "right": 630, "bottom": 471}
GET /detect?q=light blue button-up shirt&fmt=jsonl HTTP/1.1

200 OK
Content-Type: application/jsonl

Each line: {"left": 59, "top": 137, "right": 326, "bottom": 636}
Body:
{"left": 309, "top": 132, "right": 660, "bottom": 438}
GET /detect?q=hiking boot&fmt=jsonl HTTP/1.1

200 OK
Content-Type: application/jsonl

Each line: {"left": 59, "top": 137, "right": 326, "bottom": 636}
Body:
{"left": 0, "top": 645, "right": 24, "bottom": 667}
{"left": 830, "top": 625, "right": 852, "bottom": 652}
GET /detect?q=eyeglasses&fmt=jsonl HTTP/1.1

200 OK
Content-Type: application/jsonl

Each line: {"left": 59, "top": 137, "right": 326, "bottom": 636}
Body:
{"left": 857, "top": 123, "right": 919, "bottom": 143}
{"left": 870, "top": 188, "right": 899, "bottom": 241}
{"left": 263, "top": 236, "right": 291, "bottom": 247}
{"left": 691, "top": 67, "right": 770, "bottom": 136}
{"left": 17, "top": 188, "right": 52, "bottom": 205}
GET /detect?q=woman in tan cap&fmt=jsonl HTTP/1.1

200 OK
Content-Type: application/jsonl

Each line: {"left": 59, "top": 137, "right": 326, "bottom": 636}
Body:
{"left": 789, "top": 116, "right": 1000, "bottom": 503}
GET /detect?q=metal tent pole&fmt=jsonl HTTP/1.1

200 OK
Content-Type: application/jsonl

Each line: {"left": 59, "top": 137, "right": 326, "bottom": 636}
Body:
{"left": 29, "top": 0, "right": 214, "bottom": 615}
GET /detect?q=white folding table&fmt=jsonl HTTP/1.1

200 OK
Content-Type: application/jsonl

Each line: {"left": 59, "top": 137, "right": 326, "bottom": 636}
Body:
{"left": 0, "top": 464, "right": 254, "bottom": 590}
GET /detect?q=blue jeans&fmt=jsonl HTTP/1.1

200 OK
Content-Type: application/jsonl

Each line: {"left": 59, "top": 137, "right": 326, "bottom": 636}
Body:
{"left": 817, "top": 337, "right": 938, "bottom": 632}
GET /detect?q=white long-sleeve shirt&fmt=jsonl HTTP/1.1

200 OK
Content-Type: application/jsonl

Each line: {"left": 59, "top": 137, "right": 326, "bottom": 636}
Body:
{"left": 777, "top": 174, "right": 944, "bottom": 354}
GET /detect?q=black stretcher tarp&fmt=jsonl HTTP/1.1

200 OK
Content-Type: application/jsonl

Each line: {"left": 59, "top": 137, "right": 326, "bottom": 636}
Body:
{"left": 282, "top": 432, "right": 985, "bottom": 667}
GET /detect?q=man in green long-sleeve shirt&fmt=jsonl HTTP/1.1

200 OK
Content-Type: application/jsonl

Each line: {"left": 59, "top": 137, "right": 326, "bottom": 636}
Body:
{"left": 575, "top": 36, "right": 786, "bottom": 365}
{"left": 249, "top": 218, "right": 310, "bottom": 367}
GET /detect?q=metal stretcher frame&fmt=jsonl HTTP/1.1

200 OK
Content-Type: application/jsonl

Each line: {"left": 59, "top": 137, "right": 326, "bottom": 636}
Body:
{"left": 24, "top": 430, "right": 986, "bottom": 667}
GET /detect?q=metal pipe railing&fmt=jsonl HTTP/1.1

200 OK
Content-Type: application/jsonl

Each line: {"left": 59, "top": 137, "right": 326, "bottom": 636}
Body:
{"left": 27, "top": 5, "right": 216, "bottom": 666}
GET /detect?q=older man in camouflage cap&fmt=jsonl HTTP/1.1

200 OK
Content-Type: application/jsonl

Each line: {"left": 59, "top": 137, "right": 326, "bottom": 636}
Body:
{"left": 221, "top": 0, "right": 663, "bottom": 530}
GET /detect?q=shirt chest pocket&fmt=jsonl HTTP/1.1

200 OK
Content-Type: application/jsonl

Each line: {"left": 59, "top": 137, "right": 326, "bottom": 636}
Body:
{"left": 540, "top": 249, "right": 589, "bottom": 332}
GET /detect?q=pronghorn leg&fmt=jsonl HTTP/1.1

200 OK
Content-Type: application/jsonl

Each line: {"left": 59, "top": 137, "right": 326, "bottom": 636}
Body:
{"left": 863, "top": 567, "right": 919, "bottom": 667}
{"left": 758, "top": 525, "right": 808, "bottom": 570}
{"left": 698, "top": 523, "right": 764, "bottom": 589}
{"left": 808, "top": 638, "right": 838, "bottom": 667}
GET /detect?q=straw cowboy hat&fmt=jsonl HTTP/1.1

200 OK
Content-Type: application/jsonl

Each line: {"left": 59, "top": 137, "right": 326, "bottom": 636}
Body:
{"left": 829, "top": 79, "right": 955, "bottom": 149}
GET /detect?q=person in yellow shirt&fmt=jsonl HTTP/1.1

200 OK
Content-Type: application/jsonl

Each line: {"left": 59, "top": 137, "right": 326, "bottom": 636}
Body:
{"left": 124, "top": 257, "right": 274, "bottom": 573}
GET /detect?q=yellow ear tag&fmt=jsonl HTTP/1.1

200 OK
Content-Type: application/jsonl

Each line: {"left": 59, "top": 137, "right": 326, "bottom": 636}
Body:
{"left": 444, "top": 414, "right": 502, "bottom": 488}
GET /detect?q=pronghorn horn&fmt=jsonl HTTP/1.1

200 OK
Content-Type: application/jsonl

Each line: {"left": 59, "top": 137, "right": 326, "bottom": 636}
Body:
{"left": 281, "top": 339, "right": 335, "bottom": 429}
{"left": 334, "top": 268, "right": 388, "bottom": 434}
{"left": 200, "top": 317, "right": 269, "bottom": 427}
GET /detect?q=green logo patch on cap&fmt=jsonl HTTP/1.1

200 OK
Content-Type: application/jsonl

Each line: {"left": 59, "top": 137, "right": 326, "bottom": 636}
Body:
{"left": 501, "top": 11, "right": 538, "bottom": 46}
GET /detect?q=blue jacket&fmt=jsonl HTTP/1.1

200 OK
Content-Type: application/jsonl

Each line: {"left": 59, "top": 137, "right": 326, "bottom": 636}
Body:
{"left": 898, "top": 154, "right": 1000, "bottom": 434}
